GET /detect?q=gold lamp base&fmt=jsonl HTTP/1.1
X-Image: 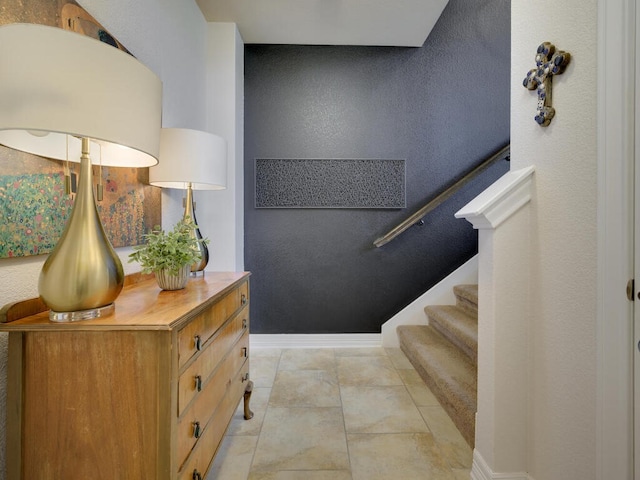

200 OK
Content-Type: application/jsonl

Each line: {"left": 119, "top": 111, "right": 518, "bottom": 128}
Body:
{"left": 39, "top": 138, "right": 124, "bottom": 321}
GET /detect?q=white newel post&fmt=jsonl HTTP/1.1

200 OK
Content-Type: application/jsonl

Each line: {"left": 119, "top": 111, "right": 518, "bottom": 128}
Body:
{"left": 455, "top": 166, "right": 535, "bottom": 480}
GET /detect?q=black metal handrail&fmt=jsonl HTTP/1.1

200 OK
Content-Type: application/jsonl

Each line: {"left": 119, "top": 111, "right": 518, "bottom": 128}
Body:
{"left": 373, "top": 144, "right": 510, "bottom": 247}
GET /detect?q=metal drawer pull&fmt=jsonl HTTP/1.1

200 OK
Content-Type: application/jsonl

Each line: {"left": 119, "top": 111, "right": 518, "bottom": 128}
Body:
{"left": 192, "top": 470, "right": 202, "bottom": 480}
{"left": 241, "top": 293, "right": 247, "bottom": 305}
{"left": 241, "top": 372, "right": 249, "bottom": 383}
{"left": 241, "top": 347, "right": 247, "bottom": 358}
{"left": 242, "top": 318, "right": 247, "bottom": 329}
{"left": 193, "top": 421, "right": 201, "bottom": 439}
{"left": 194, "top": 334, "right": 201, "bottom": 351}
{"left": 194, "top": 375, "right": 202, "bottom": 392}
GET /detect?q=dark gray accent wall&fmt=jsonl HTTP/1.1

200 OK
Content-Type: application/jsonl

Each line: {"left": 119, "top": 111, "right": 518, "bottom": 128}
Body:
{"left": 244, "top": 0, "right": 510, "bottom": 334}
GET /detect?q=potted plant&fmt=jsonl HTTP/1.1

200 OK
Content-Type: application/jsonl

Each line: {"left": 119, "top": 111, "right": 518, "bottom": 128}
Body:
{"left": 128, "top": 217, "right": 209, "bottom": 290}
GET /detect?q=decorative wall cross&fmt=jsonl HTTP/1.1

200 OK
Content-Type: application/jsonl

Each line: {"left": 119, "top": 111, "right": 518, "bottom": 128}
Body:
{"left": 523, "top": 42, "right": 571, "bottom": 127}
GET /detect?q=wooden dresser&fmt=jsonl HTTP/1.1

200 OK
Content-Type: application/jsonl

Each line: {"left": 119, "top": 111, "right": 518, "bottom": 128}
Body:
{"left": 0, "top": 272, "right": 252, "bottom": 480}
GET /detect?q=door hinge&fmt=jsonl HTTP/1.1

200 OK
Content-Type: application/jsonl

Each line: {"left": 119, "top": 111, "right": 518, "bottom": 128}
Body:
{"left": 626, "top": 278, "right": 635, "bottom": 301}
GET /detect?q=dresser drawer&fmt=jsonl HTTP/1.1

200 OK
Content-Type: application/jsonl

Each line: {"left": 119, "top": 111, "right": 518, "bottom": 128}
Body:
{"left": 177, "top": 331, "right": 249, "bottom": 467}
{"left": 178, "top": 359, "right": 251, "bottom": 480}
{"left": 178, "top": 309, "right": 249, "bottom": 415}
{"left": 177, "top": 281, "right": 248, "bottom": 368}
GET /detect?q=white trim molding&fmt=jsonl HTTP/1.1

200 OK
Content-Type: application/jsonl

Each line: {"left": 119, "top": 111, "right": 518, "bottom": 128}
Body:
{"left": 455, "top": 166, "right": 535, "bottom": 230}
{"left": 250, "top": 333, "right": 381, "bottom": 349}
{"left": 471, "top": 450, "right": 532, "bottom": 480}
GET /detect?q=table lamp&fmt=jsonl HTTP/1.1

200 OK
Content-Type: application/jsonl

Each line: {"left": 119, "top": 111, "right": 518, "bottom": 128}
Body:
{"left": 0, "top": 23, "right": 162, "bottom": 321}
{"left": 149, "top": 128, "right": 227, "bottom": 273}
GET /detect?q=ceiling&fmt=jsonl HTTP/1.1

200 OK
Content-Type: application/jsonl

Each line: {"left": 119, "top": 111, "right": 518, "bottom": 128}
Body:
{"left": 195, "top": 0, "right": 450, "bottom": 47}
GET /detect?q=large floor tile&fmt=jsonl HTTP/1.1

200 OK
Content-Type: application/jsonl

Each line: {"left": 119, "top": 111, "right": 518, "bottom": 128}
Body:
{"left": 404, "top": 381, "right": 441, "bottom": 407}
{"left": 337, "top": 355, "right": 403, "bottom": 386}
{"left": 207, "top": 435, "right": 258, "bottom": 480}
{"left": 270, "top": 370, "right": 341, "bottom": 407}
{"left": 251, "top": 407, "right": 349, "bottom": 472}
{"left": 452, "top": 468, "right": 472, "bottom": 480}
{"left": 419, "top": 406, "right": 473, "bottom": 469}
{"left": 249, "top": 471, "right": 352, "bottom": 480}
{"left": 347, "top": 433, "right": 456, "bottom": 480}
{"left": 397, "top": 368, "right": 442, "bottom": 406}
{"left": 396, "top": 367, "right": 425, "bottom": 385}
{"left": 334, "top": 347, "right": 387, "bottom": 357}
{"left": 252, "top": 357, "right": 281, "bottom": 388}
{"left": 252, "top": 348, "right": 283, "bottom": 358}
{"left": 278, "top": 348, "right": 336, "bottom": 371}
{"left": 385, "top": 347, "right": 415, "bottom": 369}
{"left": 340, "top": 385, "right": 429, "bottom": 434}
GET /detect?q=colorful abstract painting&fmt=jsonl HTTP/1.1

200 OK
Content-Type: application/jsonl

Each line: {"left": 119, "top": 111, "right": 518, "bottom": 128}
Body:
{"left": 0, "top": 0, "right": 161, "bottom": 258}
{"left": 0, "top": 145, "right": 161, "bottom": 258}
{"left": 0, "top": 171, "right": 73, "bottom": 257}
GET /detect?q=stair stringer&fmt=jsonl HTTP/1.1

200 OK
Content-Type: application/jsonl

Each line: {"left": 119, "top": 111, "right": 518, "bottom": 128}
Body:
{"left": 381, "top": 255, "right": 478, "bottom": 347}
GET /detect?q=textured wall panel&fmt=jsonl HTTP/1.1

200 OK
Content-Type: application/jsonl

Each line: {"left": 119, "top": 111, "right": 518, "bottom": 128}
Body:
{"left": 255, "top": 159, "right": 405, "bottom": 208}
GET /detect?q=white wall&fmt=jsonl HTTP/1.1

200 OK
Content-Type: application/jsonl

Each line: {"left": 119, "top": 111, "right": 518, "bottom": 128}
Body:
{"left": 204, "top": 23, "right": 245, "bottom": 272}
{"left": 0, "top": 2, "right": 244, "bottom": 478}
{"left": 511, "top": 2, "right": 598, "bottom": 479}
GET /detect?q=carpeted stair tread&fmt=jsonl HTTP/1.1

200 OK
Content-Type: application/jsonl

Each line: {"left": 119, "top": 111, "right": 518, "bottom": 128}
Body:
{"left": 424, "top": 305, "right": 477, "bottom": 364}
{"left": 397, "top": 324, "right": 476, "bottom": 446}
{"left": 453, "top": 284, "right": 478, "bottom": 317}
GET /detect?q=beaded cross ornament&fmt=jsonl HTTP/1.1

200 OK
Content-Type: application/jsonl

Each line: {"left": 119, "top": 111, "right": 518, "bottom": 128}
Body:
{"left": 523, "top": 42, "right": 571, "bottom": 127}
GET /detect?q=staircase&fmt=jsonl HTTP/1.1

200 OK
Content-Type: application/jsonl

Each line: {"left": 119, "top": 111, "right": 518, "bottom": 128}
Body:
{"left": 397, "top": 284, "right": 478, "bottom": 447}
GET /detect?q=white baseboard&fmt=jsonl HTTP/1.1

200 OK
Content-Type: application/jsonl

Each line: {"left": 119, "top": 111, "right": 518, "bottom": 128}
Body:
{"left": 250, "top": 333, "right": 381, "bottom": 349}
{"left": 381, "top": 255, "right": 478, "bottom": 347}
{"left": 471, "top": 450, "right": 531, "bottom": 480}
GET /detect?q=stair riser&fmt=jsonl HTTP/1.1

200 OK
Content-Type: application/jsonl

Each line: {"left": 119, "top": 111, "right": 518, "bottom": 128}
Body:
{"left": 429, "top": 319, "right": 477, "bottom": 365}
{"left": 455, "top": 294, "right": 478, "bottom": 317}
{"left": 453, "top": 285, "right": 478, "bottom": 317}
{"left": 425, "top": 305, "right": 477, "bottom": 365}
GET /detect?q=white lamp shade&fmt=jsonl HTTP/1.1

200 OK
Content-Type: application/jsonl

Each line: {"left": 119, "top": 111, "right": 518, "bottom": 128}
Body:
{"left": 150, "top": 128, "right": 227, "bottom": 190}
{"left": 0, "top": 23, "right": 162, "bottom": 167}
{"left": 0, "top": 130, "right": 94, "bottom": 161}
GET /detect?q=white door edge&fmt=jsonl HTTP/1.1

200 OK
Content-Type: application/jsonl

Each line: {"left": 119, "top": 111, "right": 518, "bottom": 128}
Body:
{"left": 597, "top": 0, "right": 635, "bottom": 478}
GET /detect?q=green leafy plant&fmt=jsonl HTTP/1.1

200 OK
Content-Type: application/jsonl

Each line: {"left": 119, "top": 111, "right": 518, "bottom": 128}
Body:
{"left": 128, "top": 217, "right": 209, "bottom": 275}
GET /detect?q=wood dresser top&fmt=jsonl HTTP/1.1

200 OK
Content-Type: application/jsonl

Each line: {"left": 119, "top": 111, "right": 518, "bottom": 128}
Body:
{"left": 0, "top": 271, "right": 250, "bottom": 332}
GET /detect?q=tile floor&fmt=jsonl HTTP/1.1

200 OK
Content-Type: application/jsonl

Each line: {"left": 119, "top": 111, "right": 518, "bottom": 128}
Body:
{"left": 208, "top": 347, "right": 472, "bottom": 480}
